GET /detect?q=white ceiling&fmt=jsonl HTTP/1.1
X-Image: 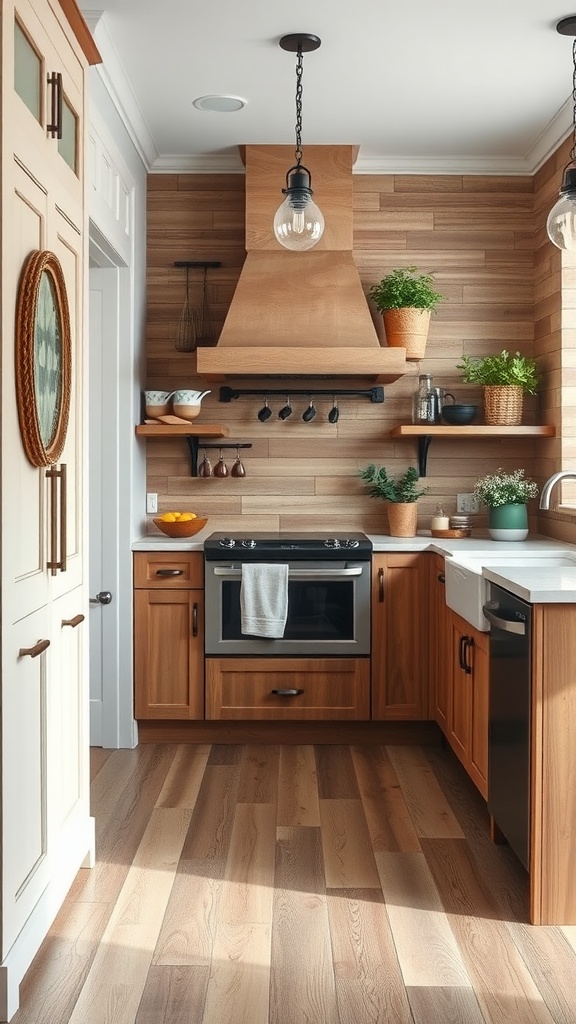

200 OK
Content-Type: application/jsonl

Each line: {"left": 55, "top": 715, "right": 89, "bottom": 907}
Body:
{"left": 80, "top": 0, "right": 574, "bottom": 174}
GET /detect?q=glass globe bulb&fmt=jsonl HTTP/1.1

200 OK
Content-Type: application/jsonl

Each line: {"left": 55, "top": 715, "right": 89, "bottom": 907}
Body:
{"left": 547, "top": 161, "right": 576, "bottom": 250}
{"left": 274, "top": 195, "right": 325, "bottom": 251}
{"left": 547, "top": 193, "right": 576, "bottom": 250}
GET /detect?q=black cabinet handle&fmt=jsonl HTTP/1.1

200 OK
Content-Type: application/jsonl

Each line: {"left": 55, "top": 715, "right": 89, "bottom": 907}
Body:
{"left": 271, "top": 689, "right": 304, "bottom": 696}
{"left": 192, "top": 602, "right": 198, "bottom": 638}
{"left": 437, "top": 573, "right": 445, "bottom": 583}
{"left": 155, "top": 568, "right": 184, "bottom": 576}
{"left": 458, "top": 634, "right": 465, "bottom": 670}
{"left": 47, "top": 71, "right": 63, "bottom": 138}
{"left": 378, "top": 566, "right": 384, "bottom": 602}
{"left": 463, "top": 636, "right": 474, "bottom": 675}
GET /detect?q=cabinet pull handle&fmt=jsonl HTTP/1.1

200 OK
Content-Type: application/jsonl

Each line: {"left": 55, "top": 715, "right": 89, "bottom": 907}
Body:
{"left": 19, "top": 639, "right": 50, "bottom": 658}
{"left": 46, "top": 463, "right": 67, "bottom": 575}
{"left": 192, "top": 602, "right": 198, "bottom": 637}
{"left": 378, "top": 566, "right": 384, "bottom": 602}
{"left": 463, "top": 636, "right": 474, "bottom": 675}
{"left": 271, "top": 689, "right": 304, "bottom": 696}
{"left": 62, "top": 614, "right": 85, "bottom": 628}
{"left": 438, "top": 573, "right": 445, "bottom": 583}
{"left": 458, "top": 635, "right": 466, "bottom": 670}
{"left": 155, "top": 568, "right": 184, "bottom": 576}
{"left": 47, "top": 71, "right": 63, "bottom": 138}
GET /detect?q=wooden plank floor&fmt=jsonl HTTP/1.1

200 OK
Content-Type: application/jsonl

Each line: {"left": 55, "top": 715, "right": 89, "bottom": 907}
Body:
{"left": 11, "top": 741, "right": 576, "bottom": 1024}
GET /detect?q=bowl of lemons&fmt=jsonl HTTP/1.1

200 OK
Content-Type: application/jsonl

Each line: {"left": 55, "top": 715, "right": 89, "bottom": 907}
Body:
{"left": 153, "top": 512, "right": 208, "bottom": 537}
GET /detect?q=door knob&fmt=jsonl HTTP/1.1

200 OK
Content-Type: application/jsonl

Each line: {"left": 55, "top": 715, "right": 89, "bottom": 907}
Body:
{"left": 90, "top": 591, "right": 112, "bottom": 605}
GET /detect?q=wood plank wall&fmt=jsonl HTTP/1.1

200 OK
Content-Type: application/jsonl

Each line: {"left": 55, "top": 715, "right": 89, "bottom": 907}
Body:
{"left": 144, "top": 161, "right": 574, "bottom": 536}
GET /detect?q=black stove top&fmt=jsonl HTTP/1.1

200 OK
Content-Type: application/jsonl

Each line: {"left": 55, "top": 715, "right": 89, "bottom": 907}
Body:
{"left": 203, "top": 531, "right": 372, "bottom": 561}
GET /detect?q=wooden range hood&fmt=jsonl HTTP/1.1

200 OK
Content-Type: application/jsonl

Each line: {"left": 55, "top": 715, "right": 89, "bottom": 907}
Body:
{"left": 196, "top": 145, "right": 407, "bottom": 382}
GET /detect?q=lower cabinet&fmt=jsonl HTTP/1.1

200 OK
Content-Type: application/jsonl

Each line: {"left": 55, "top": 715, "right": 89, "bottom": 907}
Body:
{"left": 371, "top": 552, "right": 428, "bottom": 719}
{"left": 133, "top": 552, "right": 204, "bottom": 719}
{"left": 446, "top": 609, "right": 489, "bottom": 798}
{"left": 205, "top": 657, "right": 370, "bottom": 720}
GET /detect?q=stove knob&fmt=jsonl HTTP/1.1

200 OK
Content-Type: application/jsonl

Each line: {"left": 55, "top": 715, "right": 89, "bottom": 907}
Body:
{"left": 343, "top": 538, "right": 360, "bottom": 548}
{"left": 220, "top": 537, "right": 236, "bottom": 548}
{"left": 242, "top": 539, "right": 256, "bottom": 548}
{"left": 324, "top": 538, "right": 341, "bottom": 548}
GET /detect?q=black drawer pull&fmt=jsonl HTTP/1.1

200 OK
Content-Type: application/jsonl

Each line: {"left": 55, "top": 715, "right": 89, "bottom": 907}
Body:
{"left": 271, "top": 688, "right": 304, "bottom": 696}
{"left": 155, "top": 568, "right": 184, "bottom": 576}
{"left": 438, "top": 573, "right": 445, "bottom": 583}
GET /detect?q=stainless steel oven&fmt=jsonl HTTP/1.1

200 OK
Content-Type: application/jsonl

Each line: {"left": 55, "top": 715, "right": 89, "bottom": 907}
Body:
{"left": 204, "top": 532, "right": 372, "bottom": 656}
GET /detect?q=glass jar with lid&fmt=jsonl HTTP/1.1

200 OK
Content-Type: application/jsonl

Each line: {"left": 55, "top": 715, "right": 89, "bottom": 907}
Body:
{"left": 412, "top": 373, "right": 439, "bottom": 424}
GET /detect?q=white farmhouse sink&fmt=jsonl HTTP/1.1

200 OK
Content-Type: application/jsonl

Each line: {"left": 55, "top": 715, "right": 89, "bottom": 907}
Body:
{"left": 444, "top": 552, "right": 576, "bottom": 630}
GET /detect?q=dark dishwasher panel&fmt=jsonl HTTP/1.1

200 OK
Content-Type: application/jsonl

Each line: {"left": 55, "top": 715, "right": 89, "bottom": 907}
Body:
{"left": 483, "top": 584, "right": 531, "bottom": 870}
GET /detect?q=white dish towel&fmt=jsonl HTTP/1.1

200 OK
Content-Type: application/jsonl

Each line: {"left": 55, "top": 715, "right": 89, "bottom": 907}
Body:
{"left": 240, "top": 563, "right": 289, "bottom": 638}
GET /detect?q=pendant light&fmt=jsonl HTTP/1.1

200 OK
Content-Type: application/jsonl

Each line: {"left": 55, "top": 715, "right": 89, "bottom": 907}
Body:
{"left": 273, "top": 33, "right": 325, "bottom": 252}
{"left": 547, "top": 17, "right": 576, "bottom": 250}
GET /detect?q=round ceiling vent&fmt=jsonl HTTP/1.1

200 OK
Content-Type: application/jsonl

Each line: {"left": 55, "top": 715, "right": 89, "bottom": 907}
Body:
{"left": 192, "top": 95, "right": 246, "bottom": 113}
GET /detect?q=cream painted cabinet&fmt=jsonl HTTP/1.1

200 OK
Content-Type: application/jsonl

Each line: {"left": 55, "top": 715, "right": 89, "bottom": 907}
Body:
{"left": 0, "top": 1, "right": 97, "bottom": 1017}
{"left": 371, "top": 553, "right": 429, "bottom": 719}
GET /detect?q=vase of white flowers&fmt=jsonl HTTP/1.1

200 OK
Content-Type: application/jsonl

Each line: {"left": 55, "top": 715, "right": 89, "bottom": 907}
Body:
{"left": 473, "top": 468, "right": 539, "bottom": 540}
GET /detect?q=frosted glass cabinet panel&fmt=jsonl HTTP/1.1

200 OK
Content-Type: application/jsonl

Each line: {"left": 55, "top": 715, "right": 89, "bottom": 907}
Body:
{"left": 14, "top": 21, "right": 41, "bottom": 122}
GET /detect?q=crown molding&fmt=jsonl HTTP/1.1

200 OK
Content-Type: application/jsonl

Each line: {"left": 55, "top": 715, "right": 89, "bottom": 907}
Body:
{"left": 82, "top": 10, "right": 158, "bottom": 171}
{"left": 352, "top": 153, "right": 533, "bottom": 175}
{"left": 525, "top": 97, "right": 572, "bottom": 173}
{"left": 149, "top": 152, "right": 245, "bottom": 174}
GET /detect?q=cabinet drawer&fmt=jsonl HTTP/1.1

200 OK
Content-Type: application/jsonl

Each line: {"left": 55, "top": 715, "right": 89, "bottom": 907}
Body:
{"left": 134, "top": 550, "right": 203, "bottom": 588}
{"left": 206, "top": 657, "right": 370, "bottom": 720}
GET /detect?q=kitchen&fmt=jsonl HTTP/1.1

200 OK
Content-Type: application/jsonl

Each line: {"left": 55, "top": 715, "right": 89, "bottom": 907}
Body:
{"left": 5, "top": 1, "right": 576, "bottom": 1021}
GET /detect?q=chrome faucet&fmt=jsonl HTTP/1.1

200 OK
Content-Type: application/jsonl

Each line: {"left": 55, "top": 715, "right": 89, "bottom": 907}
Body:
{"left": 539, "top": 471, "right": 576, "bottom": 509}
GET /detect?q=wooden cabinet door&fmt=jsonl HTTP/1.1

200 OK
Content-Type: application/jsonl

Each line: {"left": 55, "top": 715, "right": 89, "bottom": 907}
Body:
{"left": 430, "top": 554, "right": 450, "bottom": 731}
{"left": 134, "top": 588, "right": 204, "bottom": 720}
{"left": 447, "top": 610, "right": 488, "bottom": 799}
{"left": 371, "top": 553, "right": 427, "bottom": 720}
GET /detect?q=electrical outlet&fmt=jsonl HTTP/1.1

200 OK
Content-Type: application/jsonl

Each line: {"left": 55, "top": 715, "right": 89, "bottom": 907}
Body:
{"left": 146, "top": 492, "right": 158, "bottom": 514}
{"left": 456, "top": 492, "right": 482, "bottom": 514}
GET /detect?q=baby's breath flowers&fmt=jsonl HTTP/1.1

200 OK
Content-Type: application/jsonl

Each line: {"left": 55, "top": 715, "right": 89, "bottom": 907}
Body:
{"left": 473, "top": 468, "right": 538, "bottom": 508}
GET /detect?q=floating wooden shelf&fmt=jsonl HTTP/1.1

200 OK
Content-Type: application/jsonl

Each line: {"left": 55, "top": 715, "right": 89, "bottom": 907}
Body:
{"left": 389, "top": 424, "right": 556, "bottom": 476}
{"left": 135, "top": 423, "right": 230, "bottom": 475}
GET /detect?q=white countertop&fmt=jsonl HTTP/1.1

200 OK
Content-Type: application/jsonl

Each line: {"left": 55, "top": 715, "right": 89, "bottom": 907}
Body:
{"left": 132, "top": 529, "right": 576, "bottom": 602}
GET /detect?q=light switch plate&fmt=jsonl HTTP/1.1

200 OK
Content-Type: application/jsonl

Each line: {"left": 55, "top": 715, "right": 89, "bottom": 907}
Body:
{"left": 456, "top": 492, "right": 482, "bottom": 514}
{"left": 146, "top": 492, "right": 158, "bottom": 514}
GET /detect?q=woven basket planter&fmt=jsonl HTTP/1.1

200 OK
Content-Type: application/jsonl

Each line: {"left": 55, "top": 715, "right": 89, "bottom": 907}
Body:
{"left": 483, "top": 385, "right": 524, "bottom": 426}
{"left": 386, "top": 501, "right": 418, "bottom": 538}
{"left": 383, "top": 308, "right": 431, "bottom": 360}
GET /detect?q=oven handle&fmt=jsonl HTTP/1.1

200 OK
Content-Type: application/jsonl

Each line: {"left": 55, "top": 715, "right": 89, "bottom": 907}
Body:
{"left": 211, "top": 566, "right": 364, "bottom": 578}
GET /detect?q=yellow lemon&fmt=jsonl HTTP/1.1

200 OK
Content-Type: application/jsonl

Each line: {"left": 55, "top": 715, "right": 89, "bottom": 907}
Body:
{"left": 160, "top": 513, "right": 176, "bottom": 522}
{"left": 178, "top": 513, "right": 193, "bottom": 521}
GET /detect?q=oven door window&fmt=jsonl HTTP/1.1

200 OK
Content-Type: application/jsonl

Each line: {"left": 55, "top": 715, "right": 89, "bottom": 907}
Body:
{"left": 221, "top": 579, "right": 355, "bottom": 641}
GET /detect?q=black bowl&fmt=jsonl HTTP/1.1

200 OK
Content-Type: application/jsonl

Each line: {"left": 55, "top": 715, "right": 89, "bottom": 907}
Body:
{"left": 441, "top": 404, "right": 478, "bottom": 425}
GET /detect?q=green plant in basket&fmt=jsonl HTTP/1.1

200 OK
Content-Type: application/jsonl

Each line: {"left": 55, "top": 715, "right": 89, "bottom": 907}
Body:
{"left": 358, "top": 464, "right": 430, "bottom": 503}
{"left": 457, "top": 349, "right": 540, "bottom": 395}
{"left": 473, "top": 468, "right": 539, "bottom": 508}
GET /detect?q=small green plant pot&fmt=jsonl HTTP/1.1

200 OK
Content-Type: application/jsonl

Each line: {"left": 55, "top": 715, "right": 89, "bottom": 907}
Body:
{"left": 488, "top": 502, "right": 528, "bottom": 541}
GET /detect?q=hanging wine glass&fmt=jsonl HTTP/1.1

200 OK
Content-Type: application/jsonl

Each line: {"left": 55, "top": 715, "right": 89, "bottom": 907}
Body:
{"left": 231, "top": 446, "right": 246, "bottom": 477}
{"left": 213, "top": 449, "right": 229, "bottom": 477}
{"left": 257, "top": 398, "right": 272, "bottom": 422}
{"left": 197, "top": 449, "right": 213, "bottom": 477}
{"left": 328, "top": 396, "right": 339, "bottom": 423}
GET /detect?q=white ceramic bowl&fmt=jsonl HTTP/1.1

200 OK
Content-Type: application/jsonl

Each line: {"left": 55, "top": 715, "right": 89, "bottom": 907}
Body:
{"left": 144, "top": 390, "right": 173, "bottom": 417}
{"left": 173, "top": 403, "right": 202, "bottom": 420}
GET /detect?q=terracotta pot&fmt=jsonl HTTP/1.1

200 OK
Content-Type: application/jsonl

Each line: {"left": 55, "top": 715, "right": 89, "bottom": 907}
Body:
{"left": 383, "top": 308, "right": 431, "bottom": 360}
{"left": 386, "top": 501, "right": 418, "bottom": 537}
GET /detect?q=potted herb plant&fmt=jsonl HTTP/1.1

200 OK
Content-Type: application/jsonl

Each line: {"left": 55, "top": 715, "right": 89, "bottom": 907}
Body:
{"left": 358, "top": 464, "right": 430, "bottom": 537}
{"left": 473, "top": 467, "right": 539, "bottom": 540}
{"left": 456, "top": 349, "right": 540, "bottom": 426}
{"left": 368, "top": 266, "right": 445, "bottom": 360}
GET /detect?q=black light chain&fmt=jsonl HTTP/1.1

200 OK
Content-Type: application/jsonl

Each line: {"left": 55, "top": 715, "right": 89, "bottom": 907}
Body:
{"left": 294, "top": 46, "right": 304, "bottom": 165}
{"left": 572, "top": 36, "right": 576, "bottom": 162}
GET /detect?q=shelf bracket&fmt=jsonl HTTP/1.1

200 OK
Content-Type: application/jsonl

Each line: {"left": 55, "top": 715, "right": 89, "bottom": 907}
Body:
{"left": 417, "top": 435, "right": 432, "bottom": 477}
{"left": 185, "top": 439, "right": 252, "bottom": 477}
